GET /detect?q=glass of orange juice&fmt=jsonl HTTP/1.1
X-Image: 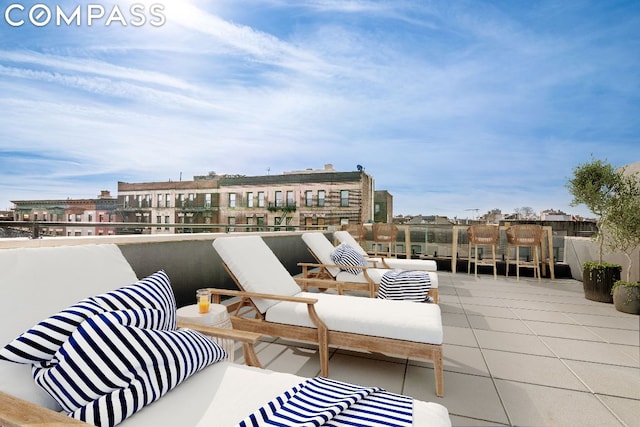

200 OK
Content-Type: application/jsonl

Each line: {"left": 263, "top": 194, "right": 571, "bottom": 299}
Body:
{"left": 196, "top": 289, "right": 211, "bottom": 314}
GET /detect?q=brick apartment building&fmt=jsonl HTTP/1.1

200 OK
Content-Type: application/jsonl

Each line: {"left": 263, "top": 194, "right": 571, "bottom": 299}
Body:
{"left": 11, "top": 191, "right": 118, "bottom": 236}
{"left": 117, "top": 164, "right": 386, "bottom": 234}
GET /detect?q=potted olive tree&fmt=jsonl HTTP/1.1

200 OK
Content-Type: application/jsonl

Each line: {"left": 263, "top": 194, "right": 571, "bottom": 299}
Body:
{"left": 567, "top": 157, "right": 621, "bottom": 302}
{"left": 607, "top": 169, "right": 640, "bottom": 314}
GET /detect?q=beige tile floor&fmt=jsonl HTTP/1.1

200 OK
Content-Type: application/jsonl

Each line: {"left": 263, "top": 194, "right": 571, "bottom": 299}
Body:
{"left": 232, "top": 271, "right": 640, "bottom": 426}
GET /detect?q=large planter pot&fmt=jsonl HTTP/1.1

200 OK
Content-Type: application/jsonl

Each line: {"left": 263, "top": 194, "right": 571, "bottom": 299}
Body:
{"left": 613, "top": 285, "right": 640, "bottom": 315}
{"left": 583, "top": 265, "right": 621, "bottom": 303}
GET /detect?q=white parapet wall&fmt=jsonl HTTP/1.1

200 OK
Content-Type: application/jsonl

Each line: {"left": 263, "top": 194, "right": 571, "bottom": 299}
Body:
{"left": 564, "top": 236, "right": 639, "bottom": 282}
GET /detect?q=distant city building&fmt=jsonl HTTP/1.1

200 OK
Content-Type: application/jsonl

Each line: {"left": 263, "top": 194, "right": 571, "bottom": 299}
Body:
{"left": 540, "top": 209, "right": 572, "bottom": 221}
{"left": 374, "top": 190, "right": 393, "bottom": 223}
{"left": 11, "top": 190, "right": 118, "bottom": 236}
{"left": 399, "top": 215, "right": 453, "bottom": 225}
{"left": 116, "top": 164, "right": 378, "bottom": 233}
{"left": 0, "top": 210, "right": 12, "bottom": 221}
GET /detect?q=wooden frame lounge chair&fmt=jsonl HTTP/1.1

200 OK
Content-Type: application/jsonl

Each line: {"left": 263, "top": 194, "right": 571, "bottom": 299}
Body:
{"left": 212, "top": 235, "right": 445, "bottom": 397}
{"left": 301, "top": 231, "right": 439, "bottom": 303}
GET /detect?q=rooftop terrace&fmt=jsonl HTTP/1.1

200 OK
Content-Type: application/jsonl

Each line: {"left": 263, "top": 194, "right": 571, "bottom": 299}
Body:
{"left": 0, "top": 231, "right": 637, "bottom": 426}
{"left": 235, "top": 272, "right": 639, "bottom": 426}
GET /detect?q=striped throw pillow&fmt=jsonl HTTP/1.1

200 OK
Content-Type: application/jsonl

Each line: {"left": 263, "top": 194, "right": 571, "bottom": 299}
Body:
{"left": 378, "top": 270, "right": 431, "bottom": 302}
{"left": 35, "top": 308, "right": 226, "bottom": 426}
{"left": 330, "top": 243, "right": 367, "bottom": 275}
{"left": 0, "top": 270, "right": 176, "bottom": 365}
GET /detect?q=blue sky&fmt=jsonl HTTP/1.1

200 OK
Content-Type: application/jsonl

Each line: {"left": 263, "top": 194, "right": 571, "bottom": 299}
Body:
{"left": 1, "top": 0, "right": 639, "bottom": 219}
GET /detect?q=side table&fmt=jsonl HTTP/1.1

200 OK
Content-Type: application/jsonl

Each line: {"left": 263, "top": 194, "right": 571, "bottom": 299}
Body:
{"left": 177, "top": 304, "right": 235, "bottom": 362}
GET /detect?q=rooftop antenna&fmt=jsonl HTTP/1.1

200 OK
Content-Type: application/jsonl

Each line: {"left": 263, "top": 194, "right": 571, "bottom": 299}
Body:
{"left": 267, "top": 167, "right": 271, "bottom": 175}
{"left": 356, "top": 164, "right": 364, "bottom": 171}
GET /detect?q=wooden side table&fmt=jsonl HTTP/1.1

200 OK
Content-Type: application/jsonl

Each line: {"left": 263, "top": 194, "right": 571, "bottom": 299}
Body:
{"left": 177, "top": 304, "right": 235, "bottom": 362}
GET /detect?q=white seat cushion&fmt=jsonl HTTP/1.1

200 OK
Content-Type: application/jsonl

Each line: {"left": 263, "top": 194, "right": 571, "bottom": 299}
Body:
{"left": 122, "top": 362, "right": 451, "bottom": 427}
{"left": 266, "top": 292, "right": 443, "bottom": 345}
{"left": 0, "top": 244, "right": 139, "bottom": 410}
{"left": 335, "top": 267, "right": 388, "bottom": 283}
{"left": 333, "top": 230, "right": 371, "bottom": 257}
{"left": 213, "top": 236, "right": 302, "bottom": 314}
{"left": 301, "top": 232, "right": 342, "bottom": 277}
{"left": 334, "top": 231, "right": 438, "bottom": 272}
{"left": 374, "top": 257, "right": 438, "bottom": 272}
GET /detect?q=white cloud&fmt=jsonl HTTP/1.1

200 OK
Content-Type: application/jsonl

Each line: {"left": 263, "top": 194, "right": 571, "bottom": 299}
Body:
{"left": 0, "top": 1, "right": 638, "bottom": 216}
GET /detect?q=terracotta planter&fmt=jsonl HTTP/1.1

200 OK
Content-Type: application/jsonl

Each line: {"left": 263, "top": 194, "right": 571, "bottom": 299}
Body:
{"left": 613, "top": 285, "right": 640, "bottom": 315}
{"left": 583, "top": 266, "right": 620, "bottom": 303}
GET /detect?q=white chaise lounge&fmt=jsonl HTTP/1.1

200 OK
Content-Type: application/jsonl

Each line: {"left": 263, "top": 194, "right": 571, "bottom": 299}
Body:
{"left": 300, "top": 232, "right": 439, "bottom": 302}
{"left": 334, "top": 230, "right": 438, "bottom": 271}
{"left": 0, "top": 243, "right": 451, "bottom": 426}
{"left": 212, "top": 235, "right": 445, "bottom": 397}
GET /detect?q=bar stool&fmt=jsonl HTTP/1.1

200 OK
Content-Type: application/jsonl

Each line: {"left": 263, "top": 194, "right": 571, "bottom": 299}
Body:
{"left": 467, "top": 225, "right": 499, "bottom": 279}
{"left": 372, "top": 223, "right": 398, "bottom": 257}
{"left": 506, "top": 224, "right": 543, "bottom": 281}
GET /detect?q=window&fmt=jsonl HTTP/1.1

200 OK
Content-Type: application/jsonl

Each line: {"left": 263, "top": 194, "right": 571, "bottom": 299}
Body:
{"left": 340, "top": 190, "right": 349, "bottom": 207}
{"left": 229, "top": 193, "right": 236, "bottom": 208}
{"left": 317, "top": 190, "right": 325, "bottom": 207}
{"left": 228, "top": 216, "right": 235, "bottom": 232}
{"left": 156, "top": 215, "right": 162, "bottom": 230}
{"left": 88, "top": 214, "right": 93, "bottom": 222}
{"left": 124, "top": 195, "right": 130, "bottom": 207}
{"left": 158, "top": 194, "right": 163, "bottom": 207}
{"left": 275, "top": 191, "right": 283, "bottom": 207}
{"left": 258, "top": 192, "right": 265, "bottom": 207}
{"left": 205, "top": 193, "right": 212, "bottom": 208}
{"left": 375, "top": 203, "right": 381, "bottom": 214}
{"left": 75, "top": 214, "right": 82, "bottom": 222}
{"left": 247, "top": 192, "right": 253, "bottom": 208}
{"left": 305, "top": 190, "right": 313, "bottom": 207}
{"left": 286, "top": 191, "right": 294, "bottom": 207}
{"left": 165, "top": 193, "right": 171, "bottom": 208}
{"left": 179, "top": 194, "right": 185, "bottom": 207}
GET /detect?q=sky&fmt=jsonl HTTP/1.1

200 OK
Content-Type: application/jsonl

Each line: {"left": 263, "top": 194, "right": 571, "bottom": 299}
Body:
{"left": 1, "top": 0, "right": 639, "bottom": 220}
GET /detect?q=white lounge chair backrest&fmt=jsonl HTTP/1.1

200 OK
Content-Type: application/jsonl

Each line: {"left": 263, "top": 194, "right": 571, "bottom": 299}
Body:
{"left": 333, "top": 231, "right": 369, "bottom": 257}
{"left": 0, "top": 244, "right": 139, "bottom": 411}
{"left": 301, "top": 232, "right": 342, "bottom": 277}
{"left": 213, "top": 236, "right": 301, "bottom": 314}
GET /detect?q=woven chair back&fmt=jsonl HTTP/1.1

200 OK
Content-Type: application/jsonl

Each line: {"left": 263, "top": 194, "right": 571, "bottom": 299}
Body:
{"left": 341, "top": 224, "right": 367, "bottom": 241}
{"left": 467, "top": 225, "right": 499, "bottom": 245}
{"left": 506, "top": 225, "right": 543, "bottom": 246}
{"left": 372, "top": 223, "right": 398, "bottom": 243}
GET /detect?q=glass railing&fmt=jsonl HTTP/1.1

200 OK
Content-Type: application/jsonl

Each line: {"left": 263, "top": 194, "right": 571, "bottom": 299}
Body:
{"left": 1, "top": 221, "right": 571, "bottom": 264}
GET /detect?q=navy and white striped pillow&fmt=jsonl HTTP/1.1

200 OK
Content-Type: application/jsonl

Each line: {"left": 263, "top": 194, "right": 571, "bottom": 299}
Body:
{"left": 35, "top": 308, "right": 226, "bottom": 426}
{"left": 330, "top": 243, "right": 367, "bottom": 275}
{"left": 378, "top": 270, "right": 431, "bottom": 302}
{"left": 0, "top": 271, "right": 176, "bottom": 365}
